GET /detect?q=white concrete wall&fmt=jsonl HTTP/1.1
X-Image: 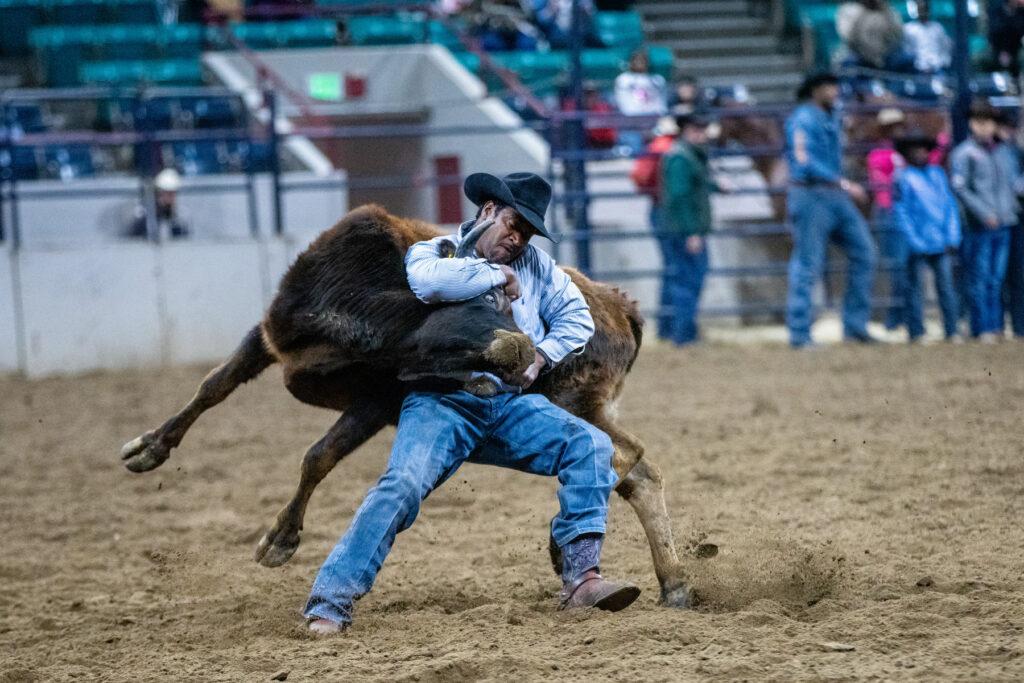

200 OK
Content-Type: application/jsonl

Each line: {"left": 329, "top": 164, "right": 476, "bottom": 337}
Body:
{"left": 0, "top": 249, "right": 21, "bottom": 372}
{"left": 160, "top": 241, "right": 265, "bottom": 365}
{"left": 17, "top": 244, "right": 164, "bottom": 376}
{"left": 1, "top": 236, "right": 325, "bottom": 378}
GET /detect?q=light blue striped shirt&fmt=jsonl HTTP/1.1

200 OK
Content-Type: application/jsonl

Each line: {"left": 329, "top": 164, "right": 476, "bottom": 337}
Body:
{"left": 405, "top": 220, "right": 595, "bottom": 368}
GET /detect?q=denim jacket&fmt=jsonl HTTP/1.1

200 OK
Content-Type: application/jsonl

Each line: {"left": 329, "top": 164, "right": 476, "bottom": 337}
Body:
{"left": 785, "top": 103, "right": 843, "bottom": 185}
{"left": 405, "top": 220, "right": 595, "bottom": 367}
{"left": 892, "top": 165, "right": 961, "bottom": 255}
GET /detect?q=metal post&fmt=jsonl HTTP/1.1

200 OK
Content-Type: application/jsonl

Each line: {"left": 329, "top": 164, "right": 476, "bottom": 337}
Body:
{"left": 951, "top": 0, "right": 972, "bottom": 143}
{"left": 567, "top": 0, "right": 591, "bottom": 273}
{"left": 266, "top": 88, "right": 284, "bottom": 236}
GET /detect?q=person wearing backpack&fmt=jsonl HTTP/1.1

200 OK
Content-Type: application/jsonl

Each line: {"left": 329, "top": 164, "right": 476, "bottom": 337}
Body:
{"left": 632, "top": 115, "right": 680, "bottom": 337}
{"left": 656, "top": 112, "right": 714, "bottom": 345}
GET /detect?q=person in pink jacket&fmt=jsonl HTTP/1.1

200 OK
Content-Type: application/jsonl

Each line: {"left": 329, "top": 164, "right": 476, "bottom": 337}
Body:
{"left": 866, "top": 108, "right": 907, "bottom": 331}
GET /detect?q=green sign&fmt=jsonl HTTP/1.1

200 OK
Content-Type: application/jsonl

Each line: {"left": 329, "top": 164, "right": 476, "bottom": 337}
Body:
{"left": 308, "top": 72, "right": 342, "bottom": 101}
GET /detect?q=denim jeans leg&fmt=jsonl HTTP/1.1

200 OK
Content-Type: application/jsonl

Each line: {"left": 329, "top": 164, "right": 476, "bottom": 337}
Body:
{"left": 963, "top": 231, "right": 987, "bottom": 336}
{"left": 786, "top": 188, "right": 832, "bottom": 345}
{"left": 655, "top": 227, "right": 679, "bottom": 340}
{"left": 987, "top": 227, "right": 1011, "bottom": 333}
{"left": 904, "top": 253, "right": 926, "bottom": 339}
{"left": 303, "top": 392, "right": 487, "bottom": 625}
{"left": 877, "top": 210, "right": 907, "bottom": 329}
{"left": 671, "top": 246, "right": 708, "bottom": 345}
{"left": 834, "top": 193, "right": 877, "bottom": 337}
{"left": 1008, "top": 223, "right": 1024, "bottom": 337}
{"left": 932, "top": 253, "right": 960, "bottom": 338}
{"left": 471, "top": 394, "right": 616, "bottom": 547}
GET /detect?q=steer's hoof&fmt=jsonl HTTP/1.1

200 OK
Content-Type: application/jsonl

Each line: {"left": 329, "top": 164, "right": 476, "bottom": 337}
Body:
{"left": 254, "top": 526, "right": 301, "bottom": 567}
{"left": 485, "top": 329, "right": 534, "bottom": 376}
{"left": 659, "top": 584, "right": 697, "bottom": 609}
{"left": 120, "top": 432, "right": 170, "bottom": 473}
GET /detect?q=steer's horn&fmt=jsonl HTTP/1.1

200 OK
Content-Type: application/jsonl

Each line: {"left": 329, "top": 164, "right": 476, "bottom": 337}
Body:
{"left": 455, "top": 218, "right": 496, "bottom": 258}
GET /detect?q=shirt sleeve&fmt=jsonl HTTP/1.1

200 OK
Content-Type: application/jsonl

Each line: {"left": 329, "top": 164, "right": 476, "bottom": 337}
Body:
{"left": 533, "top": 250, "right": 595, "bottom": 367}
{"left": 892, "top": 174, "right": 926, "bottom": 254}
{"left": 940, "top": 171, "right": 962, "bottom": 248}
{"left": 788, "top": 114, "right": 842, "bottom": 184}
{"left": 950, "top": 147, "right": 996, "bottom": 223}
{"left": 404, "top": 235, "right": 508, "bottom": 304}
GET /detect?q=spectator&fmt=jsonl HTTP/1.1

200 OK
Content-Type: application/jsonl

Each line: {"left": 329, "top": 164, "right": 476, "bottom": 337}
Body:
{"left": 892, "top": 131, "right": 962, "bottom": 342}
{"left": 465, "top": 0, "right": 541, "bottom": 51}
{"left": 784, "top": 71, "right": 877, "bottom": 348}
{"left": 950, "top": 102, "right": 1019, "bottom": 341}
{"left": 613, "top": 50, "right": 667, "bottom": 154}
{"left": 656, "top": 112, "right": 714, "bottom": 345}
{"left": 866, "top": 107, "right": 908, "bottom": 331}
{"left": 560, "top": 83, "right": 617, "bottom": 149}
{"left": 668, "top": 74, "right": 702, "bottom": 114}
{"left": 126, "top": 168, "right": 190, "bottom": 240}
{"left": 903, "top": 0, "right": 953, "bottom": 74}
{"left": 988, "top": 0, "right": 1024, "bottom": 78}
{"left": 836, "top": 0, "right": 911, "bottom": 71}
{"left": 530, "top": 0, "right": 594, "bottom": 50}
{"left": 997, "top": 112, "right": 1024, "bottom": 338}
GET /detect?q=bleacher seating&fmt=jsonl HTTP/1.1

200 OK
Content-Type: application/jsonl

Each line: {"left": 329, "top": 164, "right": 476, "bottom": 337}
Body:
{"left": 0, "top": 0, "right": 161, "bottom": 57}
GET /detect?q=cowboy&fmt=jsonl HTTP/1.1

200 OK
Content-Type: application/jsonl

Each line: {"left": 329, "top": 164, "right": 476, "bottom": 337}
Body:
{"left": 784, "top": 71, "right": 878, "bottom": 348}
{"left": 303, "top": 172, "right": 640, "bottom": 634}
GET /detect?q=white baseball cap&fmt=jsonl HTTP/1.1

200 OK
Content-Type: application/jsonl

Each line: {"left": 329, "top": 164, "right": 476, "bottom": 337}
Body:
{"left": 155, "top": 168, "right": 182, "bottom": 192}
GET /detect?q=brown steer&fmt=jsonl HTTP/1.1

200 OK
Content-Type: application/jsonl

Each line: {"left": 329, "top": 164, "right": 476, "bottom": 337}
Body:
{"left": 120, "top": 204, "right": 695, "bottom": 607}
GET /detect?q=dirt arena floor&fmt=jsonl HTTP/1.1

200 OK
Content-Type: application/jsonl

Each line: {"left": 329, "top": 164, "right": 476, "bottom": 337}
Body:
{"left": 2, "top": 341, "right": 1024, "bottom": 681}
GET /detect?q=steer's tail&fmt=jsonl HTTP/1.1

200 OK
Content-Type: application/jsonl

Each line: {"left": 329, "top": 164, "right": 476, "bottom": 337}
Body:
{"left": 120, "top": 324, "right": 276, "bottom": 472}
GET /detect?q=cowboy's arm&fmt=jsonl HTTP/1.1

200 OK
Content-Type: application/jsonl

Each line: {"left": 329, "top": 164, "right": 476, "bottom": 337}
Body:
{"left": 405, "top": 236, "right": 508, "bottom": 303}
{"left": 535, "top": 251, "right": 595, "bottom": 367}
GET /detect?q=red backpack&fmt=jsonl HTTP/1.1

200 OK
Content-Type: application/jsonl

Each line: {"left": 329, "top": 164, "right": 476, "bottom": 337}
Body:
{"left": 630, "top": 134, "right": 675, "bottom": 198}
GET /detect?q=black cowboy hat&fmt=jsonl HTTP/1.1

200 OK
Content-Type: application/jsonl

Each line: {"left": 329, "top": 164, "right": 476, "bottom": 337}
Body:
{"left": 796, "top": 70, "right": 839, "bottom": 100}
{"left": 463, "top": 171, "right": 557, "bottom": 242}
{"left": 894, "top": 129, "right": 937, "bottom": 157}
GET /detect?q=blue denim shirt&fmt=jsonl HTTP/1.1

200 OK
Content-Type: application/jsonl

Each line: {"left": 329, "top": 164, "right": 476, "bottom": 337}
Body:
{"left": 785, "top": 103, "right": 843, "bottom": 184}
{"left": 893, "top": 165, "right": 962, "bottom": 255}
{"left": 405, "top": 220, "right": 595, "bottom": 369}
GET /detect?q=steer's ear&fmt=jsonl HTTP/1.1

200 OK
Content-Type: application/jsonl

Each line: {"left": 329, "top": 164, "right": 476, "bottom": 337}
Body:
{"left": 437, "top": 239, "right": 457, "bottom": 258}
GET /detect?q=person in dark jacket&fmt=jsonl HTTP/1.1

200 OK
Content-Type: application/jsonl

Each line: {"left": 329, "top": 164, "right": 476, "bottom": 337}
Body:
{"left": 892, "top": 131, "right": 962, "bottom": 341}
{"left": 950, "top": 102, "right": 1019, "bottom": 341}
{"left": 656, "top": 112, "right": 714, "bottom": 345}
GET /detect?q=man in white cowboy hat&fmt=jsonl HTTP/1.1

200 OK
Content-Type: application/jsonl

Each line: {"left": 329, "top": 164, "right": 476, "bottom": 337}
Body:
{"left": 303, "top": 171, "right": 641, "bottom": 635}
{"left": 125, "top": 168, "right": 189, "bottom": 240}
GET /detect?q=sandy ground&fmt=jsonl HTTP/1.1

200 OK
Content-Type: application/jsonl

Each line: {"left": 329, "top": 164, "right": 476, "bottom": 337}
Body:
{"left": 2, "top": 341, "right": 1024, "bottom": 681}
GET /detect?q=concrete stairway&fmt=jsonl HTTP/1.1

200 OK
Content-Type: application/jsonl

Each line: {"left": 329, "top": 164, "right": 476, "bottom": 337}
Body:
{"left": 637, "top": 0, "right": 804, "bottom": 103}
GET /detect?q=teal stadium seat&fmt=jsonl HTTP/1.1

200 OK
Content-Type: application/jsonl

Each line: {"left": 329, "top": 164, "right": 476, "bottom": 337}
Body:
{"left": 427, "top": 18, "right": 464, "bottom": 52}
{"left": 346, "top": 15, "right": 426, "bottom": 46}
{"left": 593, "top": 11, "right": 644, "bottom": 51}
{"left": 0, "top": 0, "right": 45, "bottom": 56}
{"left": 222, "top": 19, "right": 337, "bottom": 49}
{"left": 80, "top": 58, "right": 202, "bottom": 86}
{"left": 51, "top": 0, "right": 104, "bottom": 24}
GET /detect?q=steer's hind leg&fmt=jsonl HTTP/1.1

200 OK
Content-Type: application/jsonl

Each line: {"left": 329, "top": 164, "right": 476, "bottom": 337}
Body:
{"left": 547, "top": 414, "right": 695, "bottom": 608}
{"left": 121, "top": 325, "right": 274, "bottom": 473}
{"left": 255, "top": 399, "right": 393, "bottom": 567}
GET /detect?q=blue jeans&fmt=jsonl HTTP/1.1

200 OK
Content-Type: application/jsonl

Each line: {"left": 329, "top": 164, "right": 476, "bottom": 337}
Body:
{"left": 303, "top": 390, "right": 616, "bottom": 625}
{"left": 657, "top": 233, "right": 709, "bottom": 345}
{"left": 877, "top": 209, "right": 908, "bottom": 330}
{"left": 1007, "top": 223, "right": 1024, "bottom": 337}
{"left": 962, "top": 227, "right": 1011, "bottom": 336}
{"left": 905, "top": 251, "right": 959, "bottom": 339}
{"left": 786, "top": 186, "right": 877, "bottom": 345}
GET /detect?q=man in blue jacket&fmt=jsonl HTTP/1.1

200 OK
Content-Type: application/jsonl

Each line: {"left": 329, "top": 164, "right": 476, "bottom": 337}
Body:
{"left": 892, "top": 131, "right": 962, "bottom": 341}
{"left": 784, "top": 71, "right": 878, "bottom": 348}
{"left": 302, "top": 172, "right": 640, "bottom": 634}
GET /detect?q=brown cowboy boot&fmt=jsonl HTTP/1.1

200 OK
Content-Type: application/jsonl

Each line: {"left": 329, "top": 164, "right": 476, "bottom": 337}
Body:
{"left": 557, "top": 533, "right": 640, "bottom": 612}
{"left": 560, "top": 569, "right": 641, "bottom": 611}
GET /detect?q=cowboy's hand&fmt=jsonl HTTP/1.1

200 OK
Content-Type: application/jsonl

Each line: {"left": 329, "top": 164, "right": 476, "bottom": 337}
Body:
{"left": 516, "top": 351, "right": 546, "bottom": 388}
{"left": 499, "top": 265, "right": 521, "bottom": 302}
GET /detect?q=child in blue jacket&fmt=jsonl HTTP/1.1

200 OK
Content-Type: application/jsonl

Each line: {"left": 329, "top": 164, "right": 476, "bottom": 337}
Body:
{"left": 893, "top": 131, "right": 962, "bottom": 341}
